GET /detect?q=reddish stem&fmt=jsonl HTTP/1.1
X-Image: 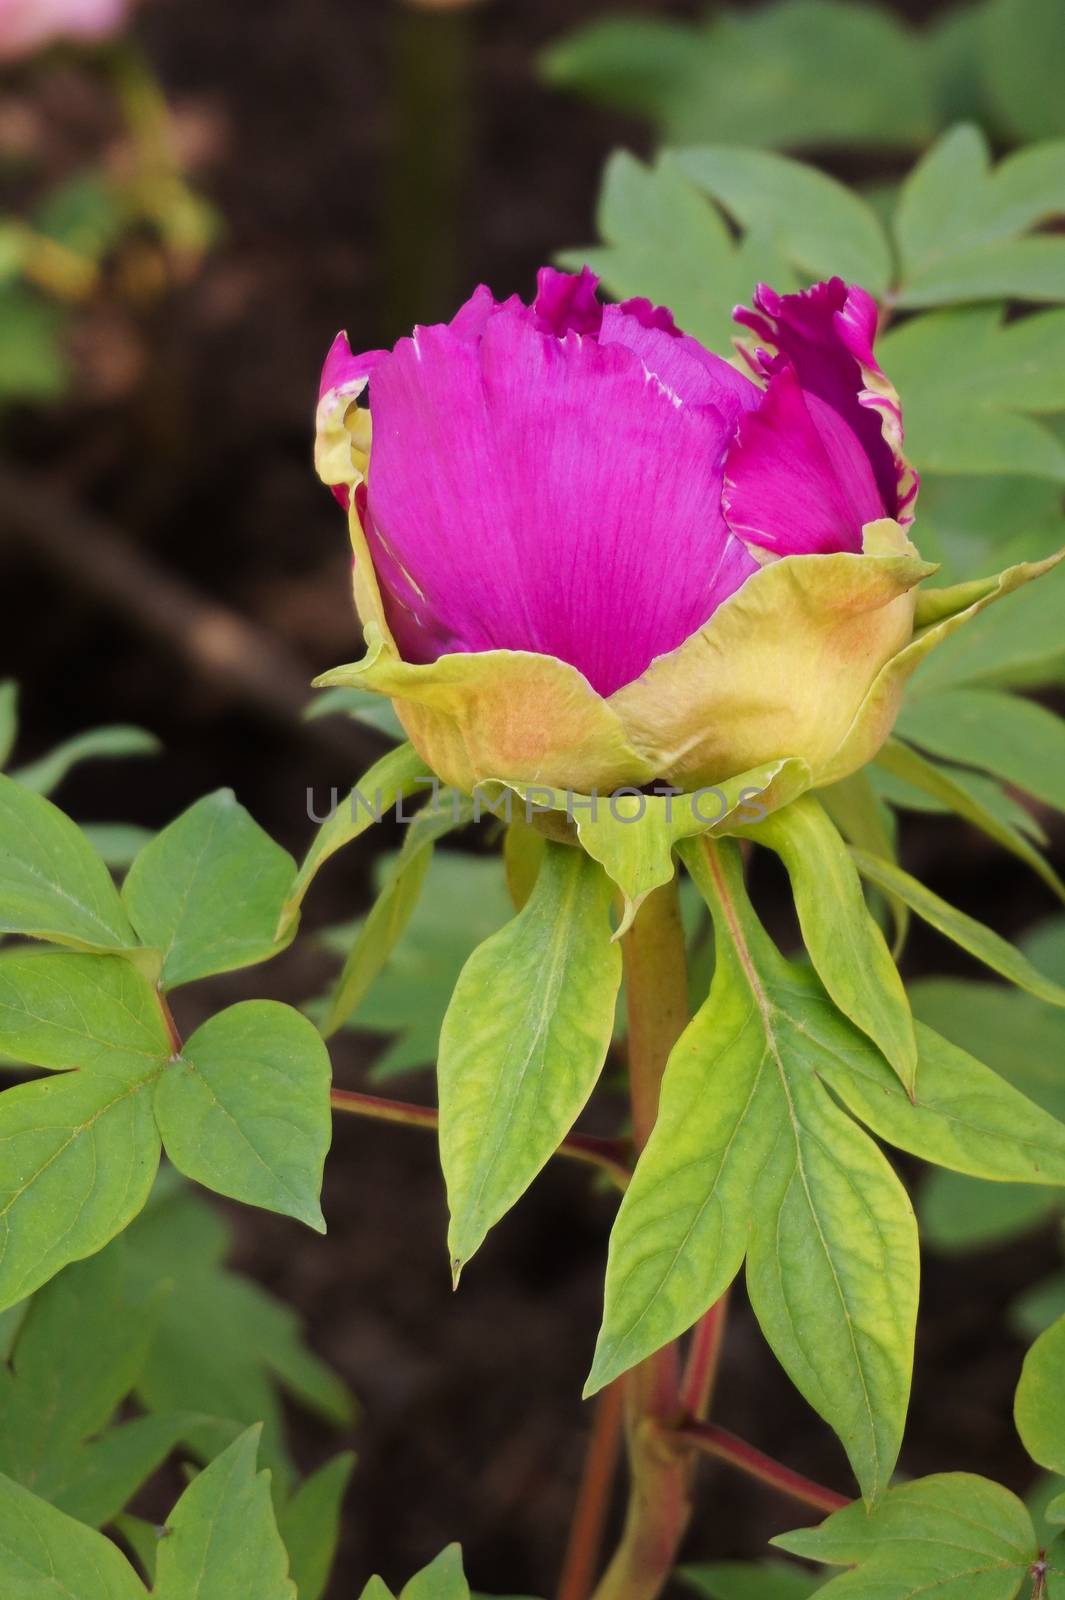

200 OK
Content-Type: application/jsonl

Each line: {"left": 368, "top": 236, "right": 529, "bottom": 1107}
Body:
{"left": 329, "top": 1088, "right": 632, "bottom": 1190}
{"left": 679, "top": 1294, "right": 730, "bottom": 1422}
{"left": 673, "top": 1422, "right": 849, "bottom": 1517}
{"left": 157, "top": 989, "right": 182, "bottom": 1056}
{"left": 557, "top": 1381, "right": 626, "bottom": 1600}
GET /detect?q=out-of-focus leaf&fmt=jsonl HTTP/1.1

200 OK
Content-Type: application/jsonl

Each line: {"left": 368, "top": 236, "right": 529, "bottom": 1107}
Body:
{"left": 0, "top": 286, "right": 68, "bottom": 404}
{"left": 11, "top": 726, "right": 158, "bottom": 797}
{"left": 898, "top": 687, "right": 1065, "bottom": 814}
{"left": 278, "top": 1453, "right": 355, "bottom": 1600}
{"left": 122, "top": 791, "right": 295, "bottom": 990}
{"left": 911, "top": 475, "right": 1065, "bottom": 594}
{"left": 676, "top": 144, "right": 893, "bottom": 295}
{"left": 542, "top": 0, "right": 936, "bottom": 152}
{"left": 919, "top": 1168, "right": 1058, "bottom": 1252}
{"left": 894, "top": 125, "right": 1065, "bottom": 305}
{"left": 556, "top": 150, "right": 791, "bottom": 352}
{"left": 679, "top": 1561, "right": 824, "bottom": 1598}
{"left": 328, "top": 853, "right": 514, "bottom": 1078}
{"left": 81, "top": 824, "right": 155, "bottom": 872}
{"left": 981, "top": 0, "right": 1065, "bottom": 142}
{"left": 0, "top": 682, "right": 17, "bottom": 769}
{"left": 1013, "top": 1275, "right": 1065, "bottom": 1341}
{"left": 305, "top": 686, "right": 404, "bottom": 742}
{"left": 869, "top": 760, "right": 1045, "bottom": 842}
{"left": 34, "top": 174, "right": 126, "bottom": 263}
{"left": 1016, "top": 1315, "right": 1065, "bottom": 1480}
{"left": 879, "top": 306, "right": 1065, "bottom": 480}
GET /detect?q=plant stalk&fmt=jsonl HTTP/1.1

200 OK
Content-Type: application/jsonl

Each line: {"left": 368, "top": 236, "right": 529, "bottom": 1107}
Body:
{"left": 588, "top": 879, "right": 695, "bottom": 1600}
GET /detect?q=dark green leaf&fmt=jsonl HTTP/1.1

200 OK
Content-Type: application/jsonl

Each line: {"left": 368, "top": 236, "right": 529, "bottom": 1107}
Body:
{"left": 305, "top": 685, "right": 404, "bottom": 741}
{"left": 278, "top": 1452, "right": 355, "bottom": 1600}
{"left": 920, "top": 1169, "right": 1058, "bottom": 1252}
{"left": 898, "top": 688, "right": 1065, "bottom": 814}
{"left": 11, "top": 726, "right": 159, "bottom": 798}
{"left": 679, "top": 1561, "right": 824, "bottom": 1599}
{"left": 0, "top": 1471, "right": 145, "bottom": 1598}
{"left": 0, "top": 681, "right": 17, "bottom": 770}
{"left": 981, "top": 0, "right": 1065, "bottom": 142}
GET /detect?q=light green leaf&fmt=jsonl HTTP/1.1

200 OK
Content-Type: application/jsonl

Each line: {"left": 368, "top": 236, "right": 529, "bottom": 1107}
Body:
{"left": 898, "top": 688, "right": 1065, "bottom": 815}
{"left": 153, "top": 1426, "right": 296, "bottom": 1600}
{"left": 850, "top": 849, "right": 1065, "bottom": 1005}
{"left": 0, "top": 1472, "right": 146, "bottom": 1598}
{"left": 981, "top": 0, "right": 1065, "bottom": 142}
{"left": 440, "top": 842, "right": 621, "bottom": 1276}
{"left": 122, "top": 791, "right": 295, "bottom": 990}
{"left": 556, "top": 150, "right": 791, "bottom": 352}
{"left": 0, "top": 1073, "right": 160, "bottom": 1310}
{"left": 280, "top": 742, "right": 430, "bottom": 939}
{"left": 909, "top": 976, "right": 1065, "bottom": 1122}
{"left": 154, "top": 1001, "right": 331, "bottom": 1231}
{"left": 401, "top": 1545, "right": 470, "bottom": 1600}
{"left": 0, "top": 682, "right": 17, "bottom": 769}
{"left": 676, "top": 144, "right": 892, "bottom": 295}
{"left": 278, "top": 1452, "right": 355, "bottom": 1600}
{"left": 751, "top": 797, "right": 916, "bottom": 1091}
{"left": 875, "top": 739, "right": 1065, "bottom": 901}
{"left": 11, "top": 726, "right": 159, "bottom": 798}
{"left": 646, "top": 839, "right": 917, "bottom": 1501}
{"left": 679, "top": 1561, "right": 823, "bottom": 1599}
{"left": 909, "top": 557, "right": 1065, "bottom": 693}
{"left": 0, "top": 952, "right": 170, "bottom": 1082}
{"left": 774, "top": 1472, "right": 1036, "bottom": 1597}
{"left": 871, "top": 759, "right": 1046, "bottom": 843}
{"left": 1016, "top": 1315, "right": 1065, "bottom": 1479}
{"left": 878, "top": 306, "right": 1065, "bottom": 480}
{"left": 0, "top": 774, "right": 137, "bottom": 952}
{"left": 82, "top": 825, "right": 156, "bottom": 872}
{"left": 894, "top": 125, "right": 1065, "bottom": 305}
{"left": 323, "top": 790, "right": 473, "bottom": 1037}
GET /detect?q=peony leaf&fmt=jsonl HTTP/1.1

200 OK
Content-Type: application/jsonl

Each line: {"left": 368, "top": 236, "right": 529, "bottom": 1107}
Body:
{"left": 980, "top": 0, "right": 1065, "bottom": 142}
{"left": 11, "top": 726, "right": 159, "bottom": 799}
{"left": 277, "top": 1453, "right": 355, "bottom": 1600}
{"left": 0, "top": 952, "right": 170, "bottom": 1080}
{"left": 1016, "top": 1315, "right": 1065, "bottom": 1480}
{"left": 0, "top": 681, "right": 18, "bottom": 770}
{"left": 897, "top": 687, "right": 1065, "bottom": 815}
{"left": 440, "top": 842, "right": 621, "bottom": 1276}
{"left": 0, "top": 1471, "right": 146, "bottom": 1599}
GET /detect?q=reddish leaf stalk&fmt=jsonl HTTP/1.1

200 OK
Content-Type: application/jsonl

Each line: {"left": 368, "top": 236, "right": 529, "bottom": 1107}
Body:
{"left": 557, "top": 1381, "right": 626, "bottom": 1600}
{"left": 673, "top": 1422, "right": 850, "bottom": 1517}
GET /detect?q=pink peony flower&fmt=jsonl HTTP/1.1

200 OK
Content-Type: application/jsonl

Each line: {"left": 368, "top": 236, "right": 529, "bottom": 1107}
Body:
{"left": 0, "top": 0, "right": 134, "bottom": 62}
{"left": 317, "top": 269, "right": 917, "bottom": 699}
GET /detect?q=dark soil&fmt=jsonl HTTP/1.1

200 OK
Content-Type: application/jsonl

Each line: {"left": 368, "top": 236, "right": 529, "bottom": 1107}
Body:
{"left": 1, "top": 1, "right": 1062, "bottom": 1594}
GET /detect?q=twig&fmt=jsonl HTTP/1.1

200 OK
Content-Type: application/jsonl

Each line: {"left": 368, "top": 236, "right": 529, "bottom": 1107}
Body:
{"left": 0, "top": 466, "right": 373, "bottom": 765}
{"left": 329, "top": 1088, "right": 632, "bottom": 1190}
{"left": 672, "top": 1421, "right": 849, "bottom": 1517}
{"left": 678, "top": 1295, "right": 729, "bottom": 1422}
{"left": 557, "top": 1382, "right": 625, "bottom": 1600}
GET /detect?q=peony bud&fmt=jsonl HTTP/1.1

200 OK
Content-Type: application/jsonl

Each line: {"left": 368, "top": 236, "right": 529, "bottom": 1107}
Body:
{"left": 313, "top": 270, "right": 1000, "bottom": 807}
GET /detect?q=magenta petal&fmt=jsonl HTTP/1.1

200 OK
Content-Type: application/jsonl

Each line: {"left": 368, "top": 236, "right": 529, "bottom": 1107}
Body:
{"left": 318, "top": 332, "right": 385, "bottom": 405}
{"left": 364, "top": 308, "right": 746, "bottom": 695}
{"left": 599, "top": 304, "right": 760, "bottom": 422}
{"left": 735, "top": 279, "right": 914, "bottom": 524}
{"left": 533, "top": 266, "right": 604, "bottom": 337}
{"left": 723, "top": 364, "right": 883, "bottom": 556}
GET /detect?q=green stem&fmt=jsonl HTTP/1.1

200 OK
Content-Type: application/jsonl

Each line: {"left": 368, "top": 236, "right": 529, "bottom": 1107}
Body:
{"left": 589, "top": 879, "right": 694, "bottom": 1600}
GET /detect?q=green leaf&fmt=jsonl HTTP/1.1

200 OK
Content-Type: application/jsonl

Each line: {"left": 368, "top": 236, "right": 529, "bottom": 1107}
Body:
{"left": 0, "top": 1471, "right": 146, "bottom": 1598}
{"left": 774, "top": 1473, "right": 1037, "bottom": 1597}
{"left": 849, "top": 849, "right": 1065, "bottom": 1005}
{"left": 0, "top": 951, "right": 171, "bottom": 1081}
{"left": 676, "top": 144, "right": 893, "bottom": 296}
{"left": 0, "top": 681, "right": 17, "bottom": 769}
{"left": 1016, "top": 1315, "right": 1065, "bottom": 1479}
{"left": 328, "top": 853, "right": 514, "bottom": 1078}
{"left": 280, "top": 742, "right": 430, "bottom": 939}
{"left": 11, "top": 726, "right": 159, "bottom": 798}
{"left": 876, "top": 739, "right": 1065, "bottom": 902}
{"left": 0, "top": 774, "right": 137, "bottom": 952}
{"left": 981, "top": 0, "right": 1065, "bottom": 142}
{"left": 556, "top": 150, "right": 791, "bottom": 353}
{"left": 595, "top": 839, "right": 917, "bottom": 1500}
{"left": 909, "top": 976, "right": 1065, "bottom": 1122}
{"left": 50, "top": 1413, "right": 201, "bottom": 1530}
{"left": 894, "top": 125, "right": 1065, "bottom": 306}
{"left": 440, "top": 842, "right": 621, "bottom": 1276}
{"left": 153, "top": 1426, "right": 297, "bottom": 1600}
{"left": 0, "top": 286, "right": 68, "bottom": 404}
{"left": 0, "top": 1072, "right": 160, "bottom": 1310}
{"left": 920, "top": 1169, "right": 1059, "bottom": 1252}
{"left": 679, "top": 1561, "right": 823, "bottom": 1599}
{"left": 913, "top": 475, "right": 1065, "bottom": 597}
{"left": 323, "top": 790, "right": 473, "bottom": 1037}
{"left": 278, "top": 1452, "right": 355, "bottom": 1600}
{"left": 878, "top": 306, "right": 1065, "bottom": 480}
{"left": 305, "top": 685, "right": 405, "bottom": 741}
{"left": 751, "top": 797, "right": 916, "bottom": 1091}
{"left": 122, "top": 791, "right": 295, "bottom": 990}
{"left": 541, "top": 0, "right": 935, "bottom": 152}
{"left": 401, "top": 1546, "right": 470, "bottom": 1600}
{"left": 154, "top": 1001, "right": 331, "bottom": 1231}
{"left": 871, "top": 759, "right": 1046, "bottom": 843}
{"left": 909, "top": 557, "right": 1065, "bottom": 693}
{"left": 898, "top": 688, "right": 1065, "bottom": 815}
{"left": 82, "top": 825, "right": 156, "bottom": 873}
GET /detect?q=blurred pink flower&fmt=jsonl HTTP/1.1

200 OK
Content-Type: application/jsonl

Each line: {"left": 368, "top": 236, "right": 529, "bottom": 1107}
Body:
{"left": 0, "top": 0, "right": 135, "bottom": 61}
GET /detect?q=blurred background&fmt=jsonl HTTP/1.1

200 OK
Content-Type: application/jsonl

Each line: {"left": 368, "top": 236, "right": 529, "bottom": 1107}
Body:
{"left": 2, "top": 0, "right": 1064, "bottom": 1593}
